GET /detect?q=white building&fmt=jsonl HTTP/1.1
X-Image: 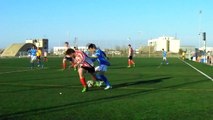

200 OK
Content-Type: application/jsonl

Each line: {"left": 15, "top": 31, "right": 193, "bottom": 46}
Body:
{"left": 148, "top": 36, "right": 180, "bottom": 53}
{"left": 53, "top": 47, "right": 67, "bottom": 55}
{"left": 53, "top": 46, "right": 87, "bottom": 55}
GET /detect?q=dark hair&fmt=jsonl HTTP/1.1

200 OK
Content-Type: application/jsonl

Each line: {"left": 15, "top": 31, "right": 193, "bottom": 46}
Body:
{"left": 128, "top": 44, "right": 131, "bottom": 46}
{"left": 88, "top": 43, "right": 97, "bottom": 49}
{"left": 65, "top": 42, "right": 69, "bottom": 45}
{"left": 66, "top": 48, "right": 75, "bottom": 55}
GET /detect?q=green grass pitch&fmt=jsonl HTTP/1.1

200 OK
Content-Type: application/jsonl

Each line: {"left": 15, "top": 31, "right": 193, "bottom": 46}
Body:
{"left": 0, "top": 57, "right": 212, "bottom": 120}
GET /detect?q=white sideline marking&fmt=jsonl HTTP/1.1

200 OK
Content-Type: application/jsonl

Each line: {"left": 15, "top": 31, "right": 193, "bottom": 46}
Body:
{"left": 0, "top": 68, "right": 48, "bottom": 75}
{"left": 179, "top": 58, "right": 213, "bottom": 81}
{"left": 0, "top": 69, "right": 30, "bottom": 75}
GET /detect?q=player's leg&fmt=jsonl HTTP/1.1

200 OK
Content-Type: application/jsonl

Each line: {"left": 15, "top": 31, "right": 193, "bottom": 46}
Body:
{"left": 40, "top": 57, "right": 44, "bottom": 68}
{"left": 37, "top": 56, "right": 41, "bottom": 67}
{"left": 130, "top": 56, "right": 135, "bottom": 67}
{"left": 96, "top": 65, "right": 112, "bottom": 90}
{"left": 30, "top": 56, "right": 35, "bottom": 69}
{"left": 94, "top": 66, "right": 103, "bottom": 86}
{"left": 162, "top": 57, "right": 165, "bottom": 64}
{"left": 44, "top": 57, "right": 48, "bottom": 62}
{"left": 165, "top": 57, "right": 169, "bottom": 64}
{"left": 87, "top": 67, "right": 100, "bottom": 86}
{"left": 100, "top": 72, "right": 112, "bottom": 90}
{"left": 128, "top": 57, "right": 131, "bottom": 67}
{"left": 62, "top": 58, "right": 67, "bottom": 70}
{"left": 78, "top": 67, "right": 88, "bottom": 92}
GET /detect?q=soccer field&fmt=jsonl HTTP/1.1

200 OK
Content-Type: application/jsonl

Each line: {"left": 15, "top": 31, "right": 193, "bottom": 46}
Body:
{"left": 0, "top": 57, "right": 212, "bottom": 120}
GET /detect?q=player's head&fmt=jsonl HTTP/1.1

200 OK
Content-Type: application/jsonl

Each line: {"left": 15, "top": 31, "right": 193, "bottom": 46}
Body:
{"left": 162, "top": 48, "right": 164, "bottom": 51}
{"left": 74, "top": 46, "right": 78, "bottom": 50}
{"left": 65, "top": 42, "right": 69, "bottom": 47}
{"left": 128, "top": 44, "right": 131, "bottom": 47}
{"left": 65, "top": 48, "right": 75, "bottom": 57}
{"left": 88, "top": 43, "right": 97, "bottom": 53}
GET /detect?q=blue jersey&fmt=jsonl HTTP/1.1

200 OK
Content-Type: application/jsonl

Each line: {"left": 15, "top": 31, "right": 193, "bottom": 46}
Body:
{"left": 162, "top": 51, "right": 167, "bottom": 57}
{"left": 30, "top": 49, "right": 37, "bottom": 56}
{"left": 93, "top": 49, "right": 110, "bottom": 66}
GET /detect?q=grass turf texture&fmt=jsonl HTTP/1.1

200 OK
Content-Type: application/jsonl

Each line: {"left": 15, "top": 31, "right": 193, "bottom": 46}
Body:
{"left": 0, "top": 57, "right": 212, "bottom": 120}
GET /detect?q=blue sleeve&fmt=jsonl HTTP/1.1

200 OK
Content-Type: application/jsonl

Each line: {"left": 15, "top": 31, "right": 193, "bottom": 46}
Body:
{"left": 95, "top": 50, "right": 101, "bottom": 57}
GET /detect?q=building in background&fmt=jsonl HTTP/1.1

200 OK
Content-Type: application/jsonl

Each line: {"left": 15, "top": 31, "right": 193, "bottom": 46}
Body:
{"left": 26, "top": 38, "right": 48, "bottom": 51}
{"left": 148, "top": 36, "right": 180, "bottom": 53}
{"left": 1, "top": 43, "right": 36, "bottom": 57}
{"left": 53, "top": 46, "right": 87, "bottom": 55}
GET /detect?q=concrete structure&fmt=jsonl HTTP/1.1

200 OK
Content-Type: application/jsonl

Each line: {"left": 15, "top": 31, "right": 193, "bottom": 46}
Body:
{"left": 1, "top": 38, "right": 48, "bottom": 57}
{"left": 1, "top": 43, "right": 36, "bottom": 57}
{"left": 26, "top": 38, "right": 48, "bottom": 50}
{"left": 148, "top": 36, "right": 180, "bottom": 53}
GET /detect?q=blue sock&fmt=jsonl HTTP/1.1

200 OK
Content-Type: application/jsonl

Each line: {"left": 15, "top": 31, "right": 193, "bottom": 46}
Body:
{"left": 100, "top": 75, "right": 110, "bottom": 86}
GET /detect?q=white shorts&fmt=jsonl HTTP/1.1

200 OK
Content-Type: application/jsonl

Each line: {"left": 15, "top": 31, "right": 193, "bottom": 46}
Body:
{"left": 163, "top": 57, "right": 167, "bottom": 60}
{"left": 31, "top": 56, "right": 37, "bottom": 62}
{"left": 95, "top": 65, "right": 108, "bottom": 72}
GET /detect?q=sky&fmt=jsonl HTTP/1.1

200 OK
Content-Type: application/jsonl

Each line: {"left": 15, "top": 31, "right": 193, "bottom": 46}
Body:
{"left": 0, "top": 0, "right": 213, "bottom": 49}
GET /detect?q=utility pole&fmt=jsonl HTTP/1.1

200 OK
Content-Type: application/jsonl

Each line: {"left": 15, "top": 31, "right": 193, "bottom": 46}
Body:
{"left": 203, "top": 32, "right": 207, "bottom": 63}
{"left": 198, "top": 10, "right": 202, "bottom": 48}
{"left": 74, "top": 37, "right": 78, "bottom": 48}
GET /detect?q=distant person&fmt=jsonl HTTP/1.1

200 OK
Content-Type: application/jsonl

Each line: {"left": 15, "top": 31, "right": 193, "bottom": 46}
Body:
{"left": 182, "top": 51, "right": 186, "bottom": 60}
{"left": 207, "top": 51, "right": 211, "bottom": 65}
{"left": 62, "top": 42, "right": 74, "bottom": 70}
{"left": 162, "top": 49, "right": 169, "bottom": 64}
{"left": 43, "top": 50, "right": 48, "bottom": 62}
{"left": 29, "top": 46, "right": 37, "bottom": 69}
{"left": 36, "top": 48, "right": 43, "bottom": 68}
{"left": 127, "top": 44, "right": 135, "bottom": 68}
{"left": 74, "top": 46, "right": 78, "bottom": 50}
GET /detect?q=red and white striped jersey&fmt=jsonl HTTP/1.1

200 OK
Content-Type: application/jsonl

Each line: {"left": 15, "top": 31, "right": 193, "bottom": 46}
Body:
{"left": 74, "top": 50, "right": 94, "bottom": 68}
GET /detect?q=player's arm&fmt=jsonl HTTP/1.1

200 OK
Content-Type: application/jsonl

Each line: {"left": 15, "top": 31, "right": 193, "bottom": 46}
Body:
{"left": 102, "top": 51, "right": 109, "bottom": 60}
{"left": 89, "top": 53, "right": 98, "bottom": 62}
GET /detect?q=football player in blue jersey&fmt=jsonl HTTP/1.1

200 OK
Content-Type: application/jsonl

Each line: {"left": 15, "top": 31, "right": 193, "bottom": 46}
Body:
{"left": 88, "top": 43, "right": 112, "bottom": 90}
{"left": 29, "top": 46, "right": 37, "bottom": 69}
{"left": 162, "top": 49, "right": 169, "bottom": 64}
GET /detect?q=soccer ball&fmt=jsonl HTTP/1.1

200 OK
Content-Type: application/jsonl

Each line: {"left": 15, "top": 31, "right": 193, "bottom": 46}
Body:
{"left": 87, "top": 80, "right": 94, "bottom": 88}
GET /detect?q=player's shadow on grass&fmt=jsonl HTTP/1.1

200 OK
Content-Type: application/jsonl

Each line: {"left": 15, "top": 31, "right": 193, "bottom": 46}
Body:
{"left": 113, "top": 77, "right": 171, "bottom": 89}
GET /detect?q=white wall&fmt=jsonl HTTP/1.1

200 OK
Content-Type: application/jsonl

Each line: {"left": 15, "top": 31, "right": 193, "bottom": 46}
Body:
{"left": 148, "top": 36, "right": 180, "bottom": 53}
{"left": 169, "top": 40, "right": 180, "bottom": 53}
{"left": 53, "top": 47, "right": 67, "bottom": 55}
